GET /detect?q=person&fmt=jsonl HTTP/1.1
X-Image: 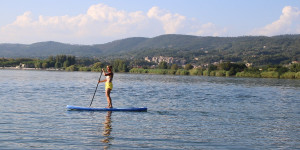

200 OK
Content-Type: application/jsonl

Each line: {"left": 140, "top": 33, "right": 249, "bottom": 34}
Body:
{"left": 98, "top": 65, "right": 114, "bottom": 108}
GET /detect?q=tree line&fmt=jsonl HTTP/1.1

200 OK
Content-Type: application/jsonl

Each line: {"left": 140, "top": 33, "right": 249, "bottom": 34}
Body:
{"left": 1, "top": 55, "right": 300, "bottom": 79}
{"left": 0, "top": 55, "right": 129, "bottom": 72}
{"left": 130, "top": 61, "right": 300, "bottom": 79}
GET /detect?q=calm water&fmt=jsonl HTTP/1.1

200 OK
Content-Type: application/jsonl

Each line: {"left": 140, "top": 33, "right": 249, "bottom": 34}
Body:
{"left": 0, "top": 69, "right": 299, "bottom": 149}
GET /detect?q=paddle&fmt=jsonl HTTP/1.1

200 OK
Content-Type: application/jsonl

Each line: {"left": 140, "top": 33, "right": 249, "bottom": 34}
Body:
{"left": 89, "top": 70, "right": 103, "bottom": 107}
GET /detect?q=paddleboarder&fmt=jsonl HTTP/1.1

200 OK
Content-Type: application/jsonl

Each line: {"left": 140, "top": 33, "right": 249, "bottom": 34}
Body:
{"left": 98, "top": 65, "right": 114, "bottom": 108}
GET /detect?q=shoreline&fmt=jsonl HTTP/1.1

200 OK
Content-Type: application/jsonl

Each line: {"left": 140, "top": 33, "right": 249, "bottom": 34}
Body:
{"left": 1, "top": 67, "right": 300, "bottom": 79}
{"left": 0, "top": 67, "right": 62, "bottom": 71}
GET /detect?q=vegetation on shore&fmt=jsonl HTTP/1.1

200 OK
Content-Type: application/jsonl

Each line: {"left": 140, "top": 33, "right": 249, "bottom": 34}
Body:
{"left": 0, "top": 55, "right": 129, "bottom": 72}
{"left": 130, "top": 62, "right": 300, "bottom": 79}
{"left": 1, "top": 55, "right": 300, "bottom": 79}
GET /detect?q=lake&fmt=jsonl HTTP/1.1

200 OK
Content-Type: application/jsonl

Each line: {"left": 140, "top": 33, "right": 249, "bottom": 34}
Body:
{"left": 0, "top": 69, "right": 299, "bottom": 149}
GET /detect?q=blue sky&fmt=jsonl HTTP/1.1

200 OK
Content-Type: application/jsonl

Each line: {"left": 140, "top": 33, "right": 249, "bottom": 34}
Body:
{"left": 0, "top": 0, "right": 299, "bottom": 44}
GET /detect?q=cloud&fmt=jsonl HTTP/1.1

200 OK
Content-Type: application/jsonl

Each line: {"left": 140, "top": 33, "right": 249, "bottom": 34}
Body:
{"left": 251, "top": 6, "right": 300, "bottom": 36}
{"left": 12, "top": 11, "right": 33, "bottom": 26}
{"left": 0, "top": 3, "right": 228, "bottom": 44}
{"left": 147, "top": 6, "right": 186, "bottom": 34}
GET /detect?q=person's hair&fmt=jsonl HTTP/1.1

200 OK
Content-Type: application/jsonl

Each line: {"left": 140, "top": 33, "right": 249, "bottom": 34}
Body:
{"left": 107, "top": 65, "right": 112, "bottom": 70}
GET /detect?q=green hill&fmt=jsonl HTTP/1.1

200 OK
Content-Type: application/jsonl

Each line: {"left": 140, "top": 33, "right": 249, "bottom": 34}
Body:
{"left": 0, "top": 34, "right": 299, "bottom": 65}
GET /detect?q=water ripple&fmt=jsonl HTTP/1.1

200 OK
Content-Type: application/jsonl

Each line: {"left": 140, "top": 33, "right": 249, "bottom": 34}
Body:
{"left": 0, "top": 70, "right": 299, "bottom": 149}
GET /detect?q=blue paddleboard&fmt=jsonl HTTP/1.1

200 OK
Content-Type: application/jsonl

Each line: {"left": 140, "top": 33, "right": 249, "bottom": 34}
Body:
{"left": 66, "top": 105, "right": 147, "bottom": 112}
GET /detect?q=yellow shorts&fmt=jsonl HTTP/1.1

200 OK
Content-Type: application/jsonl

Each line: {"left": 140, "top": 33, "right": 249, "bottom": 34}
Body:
{"left": 105, "top": 82, "right": 113, "bottom": 90}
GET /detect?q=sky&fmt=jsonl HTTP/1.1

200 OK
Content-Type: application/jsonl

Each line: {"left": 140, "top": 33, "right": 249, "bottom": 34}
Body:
{"left": 0, "top": 0, "right": 299, "bottom": 44}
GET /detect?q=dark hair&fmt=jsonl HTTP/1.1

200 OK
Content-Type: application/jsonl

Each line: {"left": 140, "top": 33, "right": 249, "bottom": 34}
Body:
{"left": 107, "top": 65, "right": 112, "bottom": 69}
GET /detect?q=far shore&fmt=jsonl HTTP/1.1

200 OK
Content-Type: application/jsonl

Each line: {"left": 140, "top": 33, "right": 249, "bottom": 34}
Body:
{"left": 1, "top": 67, "right": 300, "bottom": 80}
{"left": 0, "top": 67, "right": 62, "bottom": 71}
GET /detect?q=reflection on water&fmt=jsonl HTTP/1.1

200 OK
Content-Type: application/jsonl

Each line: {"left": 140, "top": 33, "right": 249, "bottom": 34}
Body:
{"left": 101, "top": 111, "right": 113, "bottom": 149}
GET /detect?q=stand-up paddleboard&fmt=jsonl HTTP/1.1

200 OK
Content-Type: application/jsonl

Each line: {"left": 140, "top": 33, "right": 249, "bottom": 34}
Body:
{"left": 66, "top": 105, "right": 147, "bottom": 112}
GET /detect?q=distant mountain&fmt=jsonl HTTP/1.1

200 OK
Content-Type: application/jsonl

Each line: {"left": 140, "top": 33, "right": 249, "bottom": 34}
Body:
{"left": 0, "top": 34, "right": 299, "bottom": 65}
{"left": 0, "top": 41, "right": 97, "bottom": 58}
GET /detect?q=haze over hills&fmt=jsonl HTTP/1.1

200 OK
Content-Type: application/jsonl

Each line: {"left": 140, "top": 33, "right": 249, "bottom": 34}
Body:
{"left": 0, "top": 34, "right": 299, "bottom": 65}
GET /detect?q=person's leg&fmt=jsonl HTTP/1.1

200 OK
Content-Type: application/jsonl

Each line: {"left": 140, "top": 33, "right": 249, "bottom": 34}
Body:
{"left": 106, "top": 89, "right": 112, "bottom": 108}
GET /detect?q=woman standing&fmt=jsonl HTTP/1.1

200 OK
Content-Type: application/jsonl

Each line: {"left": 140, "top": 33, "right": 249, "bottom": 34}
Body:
{"left": 98, "top": 65, "right": 114, "bottom": 108}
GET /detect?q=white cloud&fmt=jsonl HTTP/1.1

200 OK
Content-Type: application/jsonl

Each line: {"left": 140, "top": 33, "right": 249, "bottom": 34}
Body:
{"left": 251, "top": 6, "right": 300, "bottom": 36}
{"left": 0, "top": 3, "right": 228, "bottom": 44}
{"left": 12, "top": 11, "right": 33, "bottom": 27}
{"left": 147, "top": 6, "right": 186, "bottom": 34}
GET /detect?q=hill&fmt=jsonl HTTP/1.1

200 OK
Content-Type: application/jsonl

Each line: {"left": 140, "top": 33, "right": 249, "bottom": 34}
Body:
{"left": 0, "top": 34, "right": 299, "bottom": 65}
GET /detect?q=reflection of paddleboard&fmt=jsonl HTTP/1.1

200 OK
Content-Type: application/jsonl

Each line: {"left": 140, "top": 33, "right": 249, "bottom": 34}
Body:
{"left": 66, "top": 105, "right": 147, "bottom": 112}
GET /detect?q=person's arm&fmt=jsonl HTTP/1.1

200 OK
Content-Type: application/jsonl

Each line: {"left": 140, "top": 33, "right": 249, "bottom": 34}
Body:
{"left": 103, "top": 71, "right": 112, "bottom": 76}
{"left": 98, "top": 79, "right": 107, "bottom": 83}
{"left": 102, "top": 68, "right": 107, "bottom": 76}
{"left": 99, "top": 69, "right": 107, "bottom": 83}
{"left": 102, "top": 68, "right": 113, "bottom": 76}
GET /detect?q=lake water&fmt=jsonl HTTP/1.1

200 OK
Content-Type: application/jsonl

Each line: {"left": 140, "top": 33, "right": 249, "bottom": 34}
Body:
{"left": 0, "top": 69, "right": 299, "bottom": 149}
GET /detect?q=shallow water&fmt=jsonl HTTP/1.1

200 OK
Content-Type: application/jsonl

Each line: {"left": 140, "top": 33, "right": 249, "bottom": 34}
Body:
{"left": 0, "top": 69, "right": 299, "bottom": 149}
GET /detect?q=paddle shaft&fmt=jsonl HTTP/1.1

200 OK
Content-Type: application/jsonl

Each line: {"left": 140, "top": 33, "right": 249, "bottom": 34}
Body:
{"left": 89, "top": 70, "right": 103, "bottom": 107}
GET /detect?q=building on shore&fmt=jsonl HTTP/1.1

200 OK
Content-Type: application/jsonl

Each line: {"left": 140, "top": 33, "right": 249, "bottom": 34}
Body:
{"left": 145, "top": 56, "right": 186, "bottom": 65}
